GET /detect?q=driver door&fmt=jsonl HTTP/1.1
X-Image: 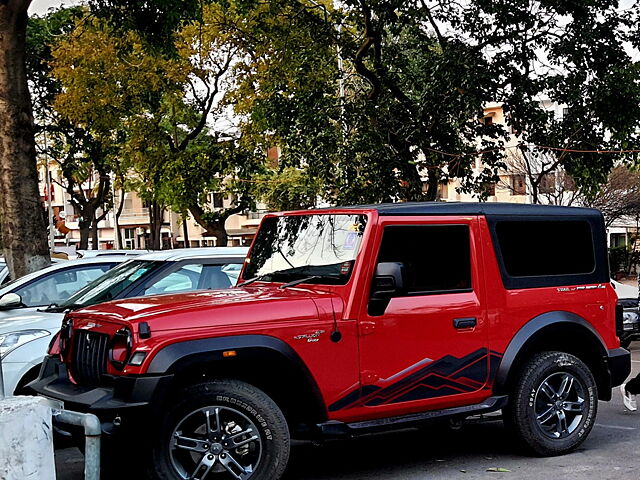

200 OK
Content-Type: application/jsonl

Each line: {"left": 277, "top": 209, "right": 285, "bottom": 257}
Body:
{"left": 353, "top": 217, "right": 492, "bottom": 419}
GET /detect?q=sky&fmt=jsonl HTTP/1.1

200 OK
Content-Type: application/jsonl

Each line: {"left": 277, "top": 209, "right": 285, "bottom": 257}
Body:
{"left": 28, "top": 0, "right": 80, "bottom": 16}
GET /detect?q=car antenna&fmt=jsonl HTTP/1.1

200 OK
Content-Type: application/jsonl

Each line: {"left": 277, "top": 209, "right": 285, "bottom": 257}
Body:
{"left": 330, "top": 302, "right": 342, "bottom": 343}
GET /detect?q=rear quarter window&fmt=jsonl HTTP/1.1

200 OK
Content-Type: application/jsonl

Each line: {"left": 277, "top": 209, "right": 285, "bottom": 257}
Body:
{"left": 490, "top": 217, "right": 607, "bottom": 289}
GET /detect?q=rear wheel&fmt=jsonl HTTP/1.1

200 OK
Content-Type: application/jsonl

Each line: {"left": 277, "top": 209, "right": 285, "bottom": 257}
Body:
{"left": 504, "top": 351, "right": 597, "bottom": 456}
{"left": 151, "top": 380, "right": 290, "bottom": 480}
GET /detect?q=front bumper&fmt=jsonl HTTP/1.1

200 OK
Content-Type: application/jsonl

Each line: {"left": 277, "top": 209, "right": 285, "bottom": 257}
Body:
{"left": 27, "top": 355, "right": 173, "bottom": 434}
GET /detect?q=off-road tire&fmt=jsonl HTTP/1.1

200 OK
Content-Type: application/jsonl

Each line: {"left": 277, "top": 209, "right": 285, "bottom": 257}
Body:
{"left": 150, "top": 380, "right": 290, "bottom": 480}
{"left": 504, "top": 351, "right": 597, "bottom": 456}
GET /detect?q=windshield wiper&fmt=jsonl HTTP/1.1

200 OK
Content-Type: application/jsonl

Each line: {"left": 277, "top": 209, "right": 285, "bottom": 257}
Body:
{"left": 236, "top": 268, "right": 299, "bottom": 288}
{"left": 41, "top": 303, "right": 85, "bottom": 313}
{"left": 236, "top": 275, "right": 268, "bottom": 287}
{"left": 279, "top": 275, "right": 339, "bottom": 289}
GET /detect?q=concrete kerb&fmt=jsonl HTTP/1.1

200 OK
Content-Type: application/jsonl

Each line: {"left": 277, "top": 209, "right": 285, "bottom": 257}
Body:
{"left": 0, "top": 396, "right": 56, "bottom": 480}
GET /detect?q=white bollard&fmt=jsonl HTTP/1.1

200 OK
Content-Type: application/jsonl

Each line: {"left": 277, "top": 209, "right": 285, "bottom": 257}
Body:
{"left": 0, "top": 396, "right": 56, "bottom": 480}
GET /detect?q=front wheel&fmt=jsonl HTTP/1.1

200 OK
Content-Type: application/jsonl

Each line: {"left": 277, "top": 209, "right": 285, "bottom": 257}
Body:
{"left": 504, "top": 351, "right": 597, "bottom": 456}
{"left": 151, "top": 380, "right": 290, "bottom": 480}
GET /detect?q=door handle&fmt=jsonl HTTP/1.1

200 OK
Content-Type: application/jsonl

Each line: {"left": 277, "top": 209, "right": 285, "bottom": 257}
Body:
{"left": 453, "top": 317, "right": 477, "bottom": 329}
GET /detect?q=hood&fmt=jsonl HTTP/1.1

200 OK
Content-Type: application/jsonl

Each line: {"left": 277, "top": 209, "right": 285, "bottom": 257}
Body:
{"left": 0, "top": 308, "right": 64, "bottom": 334}
{"left": 69, "top": 285, "right": 340, "bottom": 333}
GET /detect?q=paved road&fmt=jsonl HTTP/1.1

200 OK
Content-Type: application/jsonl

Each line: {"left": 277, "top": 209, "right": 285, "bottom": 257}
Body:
{"left": 55, "top": 346, "right": 640, "bottom": 479}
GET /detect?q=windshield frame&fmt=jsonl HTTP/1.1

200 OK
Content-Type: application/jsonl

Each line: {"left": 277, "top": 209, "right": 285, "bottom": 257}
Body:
{"left": 241, "top": 211, "right": 370, "bottom": 286}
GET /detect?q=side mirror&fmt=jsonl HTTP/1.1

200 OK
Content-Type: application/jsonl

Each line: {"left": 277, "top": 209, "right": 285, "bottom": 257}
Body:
{"left": 0, "top": 292, "right": 23, "bottom": 309}
{"left": 371, "top": 262, "right": 406, "bottom": 299}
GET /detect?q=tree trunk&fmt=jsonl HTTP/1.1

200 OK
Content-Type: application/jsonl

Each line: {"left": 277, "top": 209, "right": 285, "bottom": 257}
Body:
{"left": 189, "top": 206, "right": 229, "bottom": 247}
{"left": 148, "top": 201, "right": 163, "bottom": 250}
{"left": 115, "top": 186, "right": 125, "bottom": 248}
{"left": 0, "top": 1, "right": 51, "bottom": 278}
{"left": 182, "top": 214, "right": 190, "bottom": 248}
{"left": 78, "top": 219, "right": 91, "bottom": 250}
{"left": 91, "top": 218, "right": 99, "bottom": 249}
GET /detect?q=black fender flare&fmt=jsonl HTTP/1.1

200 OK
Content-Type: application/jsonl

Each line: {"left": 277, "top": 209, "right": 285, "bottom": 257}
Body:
{"left": 147, "top": 334, "right": 326, "bottom": 418}
{"left": 493, "top": 311, "right": 609, "bottom": 394}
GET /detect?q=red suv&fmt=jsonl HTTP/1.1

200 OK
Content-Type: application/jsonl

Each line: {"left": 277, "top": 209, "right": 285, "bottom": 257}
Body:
{"left": 31, "top": 203, "right": 630, "bottom": 480}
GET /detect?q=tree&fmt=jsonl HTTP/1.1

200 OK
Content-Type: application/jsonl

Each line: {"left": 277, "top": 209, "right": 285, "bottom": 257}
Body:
{"left": 498, "top": 145, "right": 580, "bottom": 206}
{"left": 51, "top": 7, "right": 264, "bottom": 247}
{"left": 0, "top": 0, "right": 50, "bottom": 278}
{"left": 233, "top": 0, "right": 640, "bottom": 205}
{"left": 27, "top": 6, "right": 114, "bottom": 250}
{"left": 582, "top": 166, "right": 640, "bottom": 228}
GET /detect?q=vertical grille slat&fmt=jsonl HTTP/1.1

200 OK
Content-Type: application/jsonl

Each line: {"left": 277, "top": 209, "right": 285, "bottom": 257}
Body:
{"left": 73, "top": 331, "right": 109, "bottom": 387}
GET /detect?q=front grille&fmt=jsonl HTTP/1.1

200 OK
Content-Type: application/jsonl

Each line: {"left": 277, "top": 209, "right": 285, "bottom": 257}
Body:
{"left": 73, "top": 330, "right": 109, "bottom": 387}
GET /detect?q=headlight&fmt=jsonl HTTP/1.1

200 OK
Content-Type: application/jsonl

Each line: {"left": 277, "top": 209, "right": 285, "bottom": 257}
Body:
{"left": 0, "top": 329, "right": 51, "bottom": 359}
{"left": 623, "top": 311, "right": 639, "bottom": 331}
{"left": 109, "top": 327, "right": 132, "bottom": 370}
{"left": 59, "top": 317, "right": 73, "bottom": 356}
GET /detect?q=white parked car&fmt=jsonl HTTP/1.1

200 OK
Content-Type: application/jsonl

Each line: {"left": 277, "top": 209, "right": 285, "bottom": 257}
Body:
{"left": 76, "top": 249, "right": 150, "bottom": 259}
{"left": 0, "top": 256, "right": 129, "bottom": 394}
{"left": 0, "top": 247, "right": 248, "bottom": 395}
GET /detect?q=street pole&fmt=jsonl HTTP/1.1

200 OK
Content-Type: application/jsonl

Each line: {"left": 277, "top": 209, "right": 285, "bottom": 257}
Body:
{"left": 43, "top": 132, "right": 55, "bottom": 252}
{"left": 111, "top": 172, "right": 121, "bottom": 249}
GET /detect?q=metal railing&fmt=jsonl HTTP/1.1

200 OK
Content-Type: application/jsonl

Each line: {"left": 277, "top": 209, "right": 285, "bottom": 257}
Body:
{"left": 53, "top": 409, "right": 102, "bottom": 480}
{"left": 0, "top": 355, "right": 5, "bottom": 400}
{"left": 0, "top": 359, "right": 101, "bottom": 480}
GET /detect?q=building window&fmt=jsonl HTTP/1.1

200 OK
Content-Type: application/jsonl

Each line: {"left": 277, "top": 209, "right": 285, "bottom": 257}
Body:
{"left": 511, "top": 175, "right": 526, "bottom": 195}
{"left": 611, "top": 233, "right": 627, "bottom": 248}
{"left": 482, "top": 182, "right": 496, "bottom": 197}
{"left": 437, "top": 182, "right": 449, "bottom": 200}
{"left": 209, "top": 193, "right": 224, "bottom": 209}
{"left": 540, "top": 173, "right": 555, "bottom": 194}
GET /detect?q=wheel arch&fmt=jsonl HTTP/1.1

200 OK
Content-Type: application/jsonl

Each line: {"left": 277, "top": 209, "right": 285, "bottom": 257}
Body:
{"left": 493, "top": 311, "right": 612, "bottom": 401}
{"left": 147, "top": 335, "right": 328, "bottom": 430}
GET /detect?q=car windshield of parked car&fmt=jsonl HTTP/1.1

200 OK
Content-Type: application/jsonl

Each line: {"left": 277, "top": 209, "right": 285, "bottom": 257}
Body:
{"left": 56, "top": 260, "right": 163, "bottom": 310}
{"left": 243, "top": 214, "right": 367, "bottom": 285}
{"left": 11, "top": 264, "right": 115, "bottom": 307}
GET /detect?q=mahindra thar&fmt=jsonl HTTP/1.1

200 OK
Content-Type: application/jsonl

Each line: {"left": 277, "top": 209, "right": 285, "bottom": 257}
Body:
{"left": 30, "top": 202, "right": 630, "bottom": 480}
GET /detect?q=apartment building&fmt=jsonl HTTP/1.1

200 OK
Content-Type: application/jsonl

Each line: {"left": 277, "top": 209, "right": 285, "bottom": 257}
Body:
{"left": 436, "top": 101, "right": 576, "bottom": 205}
{"left": 38, "top": 162, "right": 264, "bottom": 252}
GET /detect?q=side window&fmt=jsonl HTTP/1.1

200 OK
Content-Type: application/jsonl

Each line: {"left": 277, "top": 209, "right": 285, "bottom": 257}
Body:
{"left": 143, "top": 263, "right": 242, "bottom": 295}
{"left": 144, "top": 264, "right": 203, "bottom": 295}
{"left": 376, "top": 225, "right": 472, "bottom": 295}
{"left": 14, "top": 265, "right": 112, "bottom": 307}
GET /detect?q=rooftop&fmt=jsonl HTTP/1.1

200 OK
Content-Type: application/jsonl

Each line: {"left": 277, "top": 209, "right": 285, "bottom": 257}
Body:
{"left": 137, "top": 247, "right": 249, "bottom": 262}
{"left": 340, "top": 202, "right": 602, "bottom": 218}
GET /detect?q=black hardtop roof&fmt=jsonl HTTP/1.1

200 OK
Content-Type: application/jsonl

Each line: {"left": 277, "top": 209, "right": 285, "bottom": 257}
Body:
{"left": 338, "top": 202, "right": 602, "bottom": 218}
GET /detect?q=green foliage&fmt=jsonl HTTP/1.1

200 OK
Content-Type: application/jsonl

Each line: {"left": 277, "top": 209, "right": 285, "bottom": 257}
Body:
{"left": 609, "top": 245, "right": 640, "bottom": 275}
{"left": 253, "top": 167, "right": 322, "bottom": 212}
{"left": 31, "top": 0, "right": 640, "bottom": 237}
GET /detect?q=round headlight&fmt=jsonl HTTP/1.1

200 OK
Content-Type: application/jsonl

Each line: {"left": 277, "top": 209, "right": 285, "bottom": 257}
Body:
{"left": 109, "top": 327, "right": 132, "bottom": 370}
{"left": 59, "top": 317, "right": 73, "bottom": 356}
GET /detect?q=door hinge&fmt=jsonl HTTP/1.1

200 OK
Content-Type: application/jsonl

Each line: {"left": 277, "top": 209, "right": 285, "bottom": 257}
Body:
{"left": 361, "top": 370, "right": 379, "bottom": 385}
{"left": 360, "top": 320, "right": 377, "bottom": 336}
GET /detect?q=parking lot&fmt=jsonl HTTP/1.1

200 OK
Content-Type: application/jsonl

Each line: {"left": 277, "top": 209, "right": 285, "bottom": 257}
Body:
{"left": 55, "top": 345, "right": 640, "bottom": 480}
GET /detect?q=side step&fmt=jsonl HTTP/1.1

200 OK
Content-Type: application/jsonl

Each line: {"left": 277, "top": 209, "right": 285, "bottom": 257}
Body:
{"left": 317, "top": 395, "right": 508, "bottom": 437}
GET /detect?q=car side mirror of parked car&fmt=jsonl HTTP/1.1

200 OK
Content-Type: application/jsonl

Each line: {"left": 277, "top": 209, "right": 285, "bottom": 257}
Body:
{"left": 0, "top": 292, "right": 24, "bottom": 310}
{"left": 371, "top": 262, "right": 406, "bottom": 299}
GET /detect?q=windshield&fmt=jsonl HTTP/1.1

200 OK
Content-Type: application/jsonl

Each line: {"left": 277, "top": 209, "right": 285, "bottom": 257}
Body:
{"left": 243, "top": 214, "right": 367, "bottom": 285}
{"left": 58, "top": 259, "right": 162, "bottom": 309}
